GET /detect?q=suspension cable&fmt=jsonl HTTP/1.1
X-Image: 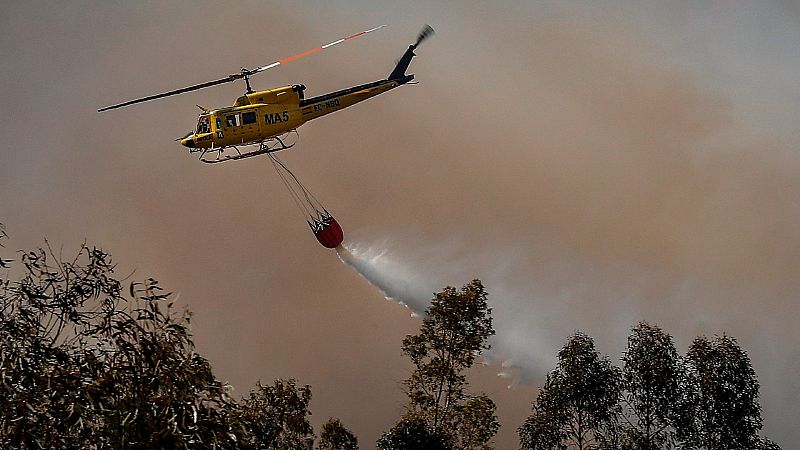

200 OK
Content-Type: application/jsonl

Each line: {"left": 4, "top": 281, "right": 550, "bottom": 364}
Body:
{"left": 268, "top": 154, "right": 313, "bottom": 220}
{"left": 270, "top": 153, "right": 327, "bottom": 213}
{"left": 266, "top": 152, "right": 332, "bottom": 226}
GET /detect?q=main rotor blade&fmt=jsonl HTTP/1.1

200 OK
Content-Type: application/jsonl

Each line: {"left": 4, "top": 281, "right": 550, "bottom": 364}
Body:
{"left": 250, "top": 25, "right": 386, "bottom": 75}
{"left": 97, "top": 25, "right": 385, "bottom": 112}
{"left": 98, "top": 75, "right": 236, "bottom": 112}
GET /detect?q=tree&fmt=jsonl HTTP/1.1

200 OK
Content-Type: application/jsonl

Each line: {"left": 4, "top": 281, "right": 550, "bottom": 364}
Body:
{"left": 618, "top": 322, "right": 687, "bottom": 449}
{"left": 759, "top": 438, "right": 783, "bottom": 450}
{"left": 384, "top": 279, "right": 498, "bottom": 450}
{"left": 454, "top": 394, "right": 500, "bottom": 450}
{"left": 0, "top": 241, "right": 239, "bottom": 448}
{"left": 317, "top": 418, "right": 358, "bottom": 450}
{"left": 0, "top": 229, "right": 360, "bottom": 449}
{"left": 519, "top": 326, "right": 782, "bottom": 450}
{"left": 0, "top": 223, "right": 10, "bottom": 268}
{"left": 377, "top": 415, "right": 451, "bottom": 450}
{"left": 237, "top": 379, "right": 316, "bottom": 450}
{"left": 682, "top": 334, "right": 764, "bottom": 450}
{"left": 519, "top": 332, "right": 621, "bottom": 450}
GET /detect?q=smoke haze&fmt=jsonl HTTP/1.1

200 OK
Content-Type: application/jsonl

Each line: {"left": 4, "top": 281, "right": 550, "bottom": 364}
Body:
{"left": 2, "top": 1, "right": 798, "bottom": 446}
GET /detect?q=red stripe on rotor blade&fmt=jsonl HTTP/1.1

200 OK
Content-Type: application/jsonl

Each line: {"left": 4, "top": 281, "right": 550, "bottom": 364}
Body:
{"left": 280, "top": 47, "right": 322, "bottom": 63}
{"left": 344, "top": 31, "right": 367, "bottom": 40}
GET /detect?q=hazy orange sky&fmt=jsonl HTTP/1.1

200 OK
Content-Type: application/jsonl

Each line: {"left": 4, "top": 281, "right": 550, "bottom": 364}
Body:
{"left": 2, "top": 1, "right": 798, "bottom": 447}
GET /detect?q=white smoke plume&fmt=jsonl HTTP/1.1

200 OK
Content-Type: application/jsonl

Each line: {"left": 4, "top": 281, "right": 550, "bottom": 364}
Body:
{"left": 336, "top": 233, "right": 592, "bottom": 383}
{"left": 335, "top": 227, "right": 800, "bottom": 430}
{"left": 336, "top": 241, "right": 429, "bottom": 318}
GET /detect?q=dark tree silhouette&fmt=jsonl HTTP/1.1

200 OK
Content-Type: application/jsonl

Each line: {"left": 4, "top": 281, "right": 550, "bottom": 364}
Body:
{"left": 519, "top": 333, "right": 621, "bottom": 450}
{"left": 519, "top": 326, "right": 782, "bottom": 450}
{"left": 317, "top": 418, "right": 359, "bottom": 450}
{"left": 377, "top": 415, "right": 452, "bottom": 450}
{"left": 0, "top": 242, "right": 238, "bottom": 448}
{"left": 0, "top": 228, "right": 357, "bottom": 449}
{"left": 682, "top": 334, "right": 765, "bottom": 450}
{"left": 618, "top": 322, "right": 689, "bottom": 449}
{"left": 380, "top": 280, "right": 498, "bottom": 450}
{"left": 237, "top": 379, "right": 316, "bottom": 449}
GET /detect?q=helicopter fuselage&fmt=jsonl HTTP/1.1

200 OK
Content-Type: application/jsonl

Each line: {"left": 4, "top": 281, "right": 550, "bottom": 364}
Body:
{"left": 97, "top": 23, "right": 434, "bottom": 165}
{"left": 180, "top": 75, "right": 412, "bottom": 150}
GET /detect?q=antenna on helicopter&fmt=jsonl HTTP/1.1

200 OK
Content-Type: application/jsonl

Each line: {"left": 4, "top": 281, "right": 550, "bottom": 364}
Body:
{"left": 98, "top": 25, "right": 386, "bottom": 112}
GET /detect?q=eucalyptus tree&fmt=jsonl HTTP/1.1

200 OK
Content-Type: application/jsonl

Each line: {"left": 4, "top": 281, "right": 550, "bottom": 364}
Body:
{"left": 618, "top": 322, "right": 689, "bottom": 449}
{"left": 377, "top": 415, "right": 452, "bottom": 450}
{"left": 317, "top": 418, "right": 359, "bottom": 450}
{"left": 0, "top": 227, "right": 359, "bottom": 449}
{"left": 682, "top": 334, "right": 765, "bottom": 450}
{"left": 519, "top": 332, "right": 622, "bottom": 450}
{"left": 382, "top": 279, "right": 498, "bottom": 450}
{"left": 237, "top": 379, "right": 316, "bottom": 450}
{"left": 0, "top": 241, "right": 239, "bottom": 448}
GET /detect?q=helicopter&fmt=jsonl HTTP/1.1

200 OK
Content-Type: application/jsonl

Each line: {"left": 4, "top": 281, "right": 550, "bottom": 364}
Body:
{"left": 98, "top": 25, "right": 434, "bottom": 164}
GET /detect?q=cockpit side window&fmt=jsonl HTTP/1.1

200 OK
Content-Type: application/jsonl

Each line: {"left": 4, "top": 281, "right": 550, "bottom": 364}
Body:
{"left": 242, "top": 111, "right": 257, "bottom": 125}
{"left": 197, "top": 116, "right": 210, "bottom": 134}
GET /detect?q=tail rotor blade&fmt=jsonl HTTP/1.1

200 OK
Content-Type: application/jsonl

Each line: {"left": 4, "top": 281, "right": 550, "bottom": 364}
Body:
{"left": 415, "top": 24, "right": 435, "bottom": 47}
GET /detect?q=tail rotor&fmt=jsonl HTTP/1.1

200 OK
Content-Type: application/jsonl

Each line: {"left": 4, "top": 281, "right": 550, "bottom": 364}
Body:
{"left": 388, "top": 24, "right": 435, "bottom": 81}
{"left": 415, "top": 24, "right": 435, "bottom": 48}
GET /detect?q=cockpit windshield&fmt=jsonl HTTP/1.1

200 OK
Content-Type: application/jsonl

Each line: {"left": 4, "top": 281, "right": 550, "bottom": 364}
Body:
{"left": 197, "top": 115, "right": 210, "bottom": 134}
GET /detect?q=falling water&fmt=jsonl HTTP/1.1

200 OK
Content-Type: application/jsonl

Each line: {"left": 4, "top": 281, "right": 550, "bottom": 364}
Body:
{"left": 335, "top": 237, "right": 562, "bottom": 384}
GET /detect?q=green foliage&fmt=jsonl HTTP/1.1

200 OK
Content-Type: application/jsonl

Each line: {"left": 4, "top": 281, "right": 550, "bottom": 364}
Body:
{"left": 516, "top": 377, "right": 567, "bottom": 450}
{"left": 454, "top": 394, "right": 500, "bottom": 450}
{"left": 0, "top": 223, "right": 10, "bottom": 269}
{"left": 520, "top": 326, "right": 782, "bottom": 450}
{"left": 0, "top": 243, "right": 238, "bottom": 448}
{"left": 0, "top": 232, "right": 359, "bottom": 449}
{"left": 759, "top": 437, "right": 783, "bottom": 450}
{"left": 519, "top": 332, "right": 622, "bottom": 450}
{"left": 390, "top": 279, "right": 498, "bottom": 450}
{"left": 2, "top": 224, "right": 783, "bottom": 450}
{"left": 317, "top": 418, "right": 358, "bottom": 450}
{"left": 682, "top": 334, "right": 764, "bottom": 450}
{"left": 377, "top": 415, "right": 452, "bottom": 450}
{"left": 619, "top": 322, "right": 686, "bottom": 449}
{"left": 237, "top": 379, "right": 315, "bottom": 450}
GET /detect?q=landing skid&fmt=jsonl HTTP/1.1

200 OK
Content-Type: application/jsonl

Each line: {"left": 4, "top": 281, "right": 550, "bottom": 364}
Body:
{"left": 197, "top": 130, "right": 298, "bottom": 164}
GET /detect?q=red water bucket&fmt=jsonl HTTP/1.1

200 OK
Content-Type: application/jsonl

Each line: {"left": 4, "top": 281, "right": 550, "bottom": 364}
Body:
{"left": 314, "top": 217, "right": 344, "bottom": 249}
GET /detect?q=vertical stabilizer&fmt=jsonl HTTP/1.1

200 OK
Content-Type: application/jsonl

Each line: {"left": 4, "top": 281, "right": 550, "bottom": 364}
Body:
{"left": 388, "top": 25, "right": 435, "bottom": 81}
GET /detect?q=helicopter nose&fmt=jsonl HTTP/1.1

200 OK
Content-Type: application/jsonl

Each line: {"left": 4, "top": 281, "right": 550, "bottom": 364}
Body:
{"left": 181, "top": 138, "right": 195, "bottom": 148}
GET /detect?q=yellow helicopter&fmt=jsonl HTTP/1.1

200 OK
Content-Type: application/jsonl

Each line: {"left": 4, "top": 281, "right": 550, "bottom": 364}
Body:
{"left": 99, "top": 25, "right": 434, "bottom": 163}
